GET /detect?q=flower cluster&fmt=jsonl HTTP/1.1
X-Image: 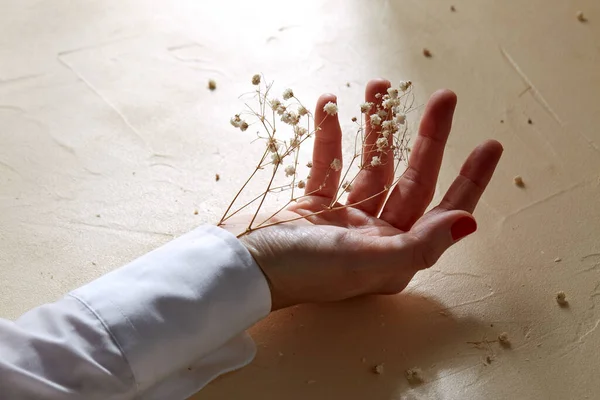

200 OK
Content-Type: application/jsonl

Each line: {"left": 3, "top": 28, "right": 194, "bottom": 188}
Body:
{"left": 220, "top": 75, "right": 415, "bottom": 235}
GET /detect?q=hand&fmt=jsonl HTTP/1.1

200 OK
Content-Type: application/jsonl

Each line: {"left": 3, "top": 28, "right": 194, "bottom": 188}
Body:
{"left": 221, "top": 79, "right": 503, "bottom": 311}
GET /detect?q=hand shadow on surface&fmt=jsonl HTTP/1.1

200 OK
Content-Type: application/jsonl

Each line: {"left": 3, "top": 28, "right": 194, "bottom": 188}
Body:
{"left": 195, "top": 293, "right": 497, "bottom": 400}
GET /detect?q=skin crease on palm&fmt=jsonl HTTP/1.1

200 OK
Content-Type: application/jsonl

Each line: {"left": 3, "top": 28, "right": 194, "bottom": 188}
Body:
{"left": 221, "top": 79, "right": 504, "bottom": 311}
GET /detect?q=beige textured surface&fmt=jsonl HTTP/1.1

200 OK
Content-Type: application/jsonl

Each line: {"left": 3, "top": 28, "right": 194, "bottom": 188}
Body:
{"left": 1, "top": 1, "right": 599, "bottom": 399}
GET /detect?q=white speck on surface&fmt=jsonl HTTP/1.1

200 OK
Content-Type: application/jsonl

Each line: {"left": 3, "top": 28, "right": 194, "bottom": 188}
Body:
{"left": 514, "top": 175, "right": 525, "bottom": 187}
{"left": 405, "top": 367, "right": 424, "bottom": 384}
{"left": 556, "top": 291, "right": 568, "bottom": 306}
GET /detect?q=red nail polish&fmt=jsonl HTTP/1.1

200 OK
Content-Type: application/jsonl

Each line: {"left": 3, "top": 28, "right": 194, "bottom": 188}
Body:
{"left": 451, "top": 217, "right": 477, "bottom": 241}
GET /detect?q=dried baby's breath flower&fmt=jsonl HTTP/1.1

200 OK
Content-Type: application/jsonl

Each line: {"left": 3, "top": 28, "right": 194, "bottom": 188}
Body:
{"left": 283, "top": 88, "right": 294, "bottom": 100}
{"left": 284, "top": 165, "right": 296, "bottom": 177}
{"left": 381, "top": 120, "right": 395, "bottom": 131}
{"left": 281, "top": 111, "right": 300, "bottom": 125}
{"left": 230, "top": 114, "right": 248, "bottom": 131}
{"left": 270, "top": 98, "right": 282, "bottom": 110}
{"left": 360, "top": 102, "right": 373, "bottom": 113}
{"left": 376, "top": 137, "right": 388, "bottom": 151}
{"left": 271, "top": 152, "right": 282, "bottom": 165}
{"left": 387, "top": 88, "right": 399, "bottom": 99}
{"left": 399, "top": 80, "right": 412, "bottom": 91}
{"left": 323, "top": 102, "right": 338, "bottom": 116}
{"left": 276, "top": 105, "right": 286, "bottom": 115}
{"left": 395, "top": 113, "right": 406, "bottom": 125}
{"left": 208, "top": 79, "right": 217, "bottom": 90}
{"left": 267, "top": 138, "right": 279, "bottom": 153}
{"left": 375, "top": 93, "right": 382, "bottom": 99}
{"left": 577, "top": 11, "right": 587, "bottom": 22}
{"left": 382, "top": 98, "right": 400, "bottom": 109}
{"left": 330, "top": 158, "right": 342, "bottom": 171}
{"left": 297, "top": 180, "right": 306, "bottom": 189}
{"left": 342, "top": 181, "right": 353, "bottom": 192}
{"left": 298, "top": 105, "right": 308, "bottom": 116}
{"left": 294, "top": 126, "right": 307, "bottom": 137}
{"left": 351, "top": 117, "right": 357, "bottom": 122}
{"left": 370, "top": 114, "right": 382, "bottom": 126}
{"left": 377, "top": 109, "right": 388, "bottom": 119}
{"left": 251, "top": 74, "right": 261, "bottom": 85}
{"left": 373, "top": 364, "right": 384, "bottom": 375}
{"left": 306, "top": 161, "right": 313, "bottom": 168}
{"left": 371, "top": 156, "right": 382, "bottom": 167}
{"left": 230, "top": 114, "right": 242, "bottom": 127}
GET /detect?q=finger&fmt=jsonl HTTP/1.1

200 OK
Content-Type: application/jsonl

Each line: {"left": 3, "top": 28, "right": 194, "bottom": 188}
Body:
{"left": 409, "top": 210, "right": 477, "bottom": 270}
{"left": 380, "top": 90, "right": 457, "bottom": 230}
{"left": 436, "top": 139, "right": 503, "bottom": 213}
{"left": 305, "top": 94, "right": 342, "bottom": 198}
{"left": 376, "top": 210, "right": 477, "bottom": 294}
{"left": 346, "top": 79, "right": 393, "bottom": 215}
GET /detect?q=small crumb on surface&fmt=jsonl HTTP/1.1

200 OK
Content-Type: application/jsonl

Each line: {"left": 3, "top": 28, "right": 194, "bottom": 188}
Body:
{"left": 405, "top": 367, "right": 424, "bottom": 384}
{"left": 208, "top": 79, "right": 217, "bottom": 91}
{"left": 96, "top": 214, "right": 101, "bottom": 218}
{"left": 306, "top": 380, "right": 317, "bottom": 385}
{"left": 373, "top": 364, "right": 384, "bottom": 374}
{"left": 346, "top": 82, "right": 351, "bottom": 87}
{"left": 500, "top": 119, "right": 504, "bottom": 123}
{"left": 556, "top": 291, "right": 568, "bottom": 306}
{"left": 513, "top": 175, "right": 525, "bottom": 187}
{"left": 554, "top": 257, "right": 562, "bottom": 263}
{"left": 193, "top": 210, "right": 198, "bottom": 215}
{"left": 215, "top": 173, "right": 220, "bottom": 181}
{"left": 278, "top": 351, "right": 284, "bottom": 356}
{"left": 187, "top": 367, "right": 193, "bottom": 371}
{"left": 450, "top": 5, "right": 456, "bottom": 12}
{"left": 423, "top": 48, "right": 432, "bottom": 58}
{"left": 498, "top": 332, "right": 510, "bottom": 346}
{"left": 527, "top": 118, "right": 533, "bottom": 124}
{"left": 485, "top": 355, "right": 494, "bottom": 364}
{"left": 577, "top": 11, "right": 587, "bottom": 22}
{"left": 361, "top": 357, "right": 367, "bottom": 363}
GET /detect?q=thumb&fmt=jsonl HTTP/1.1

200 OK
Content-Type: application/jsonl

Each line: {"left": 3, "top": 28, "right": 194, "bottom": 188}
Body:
{"left": 409, "top": 210, "right": 477, "bottom": 270}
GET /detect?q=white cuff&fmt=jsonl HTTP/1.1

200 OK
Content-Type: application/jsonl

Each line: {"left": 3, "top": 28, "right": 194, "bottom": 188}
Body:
{"left": 71, "top": 225, "right": 271, "bottom": 398}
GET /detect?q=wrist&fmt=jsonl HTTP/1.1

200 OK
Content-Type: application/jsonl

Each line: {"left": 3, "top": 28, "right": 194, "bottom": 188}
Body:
{"left": 219, "top": 223, "right": 290, "bottom": 311}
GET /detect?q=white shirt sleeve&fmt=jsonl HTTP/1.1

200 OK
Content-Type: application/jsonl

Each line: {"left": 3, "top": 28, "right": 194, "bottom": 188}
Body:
{"left": 0, "top": 225, "right": 272, "bottom": 400}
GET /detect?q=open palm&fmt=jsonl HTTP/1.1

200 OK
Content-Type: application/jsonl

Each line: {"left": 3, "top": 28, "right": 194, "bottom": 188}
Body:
{"left": 225, "top": 79, "right": 503, "bottom": 311}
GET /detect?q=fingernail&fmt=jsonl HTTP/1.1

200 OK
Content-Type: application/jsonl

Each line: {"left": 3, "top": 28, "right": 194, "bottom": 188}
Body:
{"left": 451, "top": 217, "right": 477, "bottom": 241}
